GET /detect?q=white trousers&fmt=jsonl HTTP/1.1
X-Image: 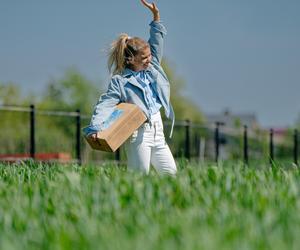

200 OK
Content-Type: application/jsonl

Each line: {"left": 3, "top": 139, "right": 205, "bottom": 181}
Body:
{"left": 124, "top": 112, "right": 177, "bottom": 175}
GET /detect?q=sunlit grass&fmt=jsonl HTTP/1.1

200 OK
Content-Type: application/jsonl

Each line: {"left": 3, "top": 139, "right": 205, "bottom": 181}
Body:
{"left": 0, "top": 160, "right": 300, "bottom": 250}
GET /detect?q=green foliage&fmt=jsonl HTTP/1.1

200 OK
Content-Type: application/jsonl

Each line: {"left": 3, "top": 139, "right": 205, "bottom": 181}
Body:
{"left": 0, "top": 69, "right": 101, "bottom": 158}
{"left": 0, "top": 82, "right": 23, "bottom": 105}
{"left": 233, "top": 118, "right": 242, "bottom": 129}
{"left": 0, "top": 162, "right": 300, "bottom": 249}
{"left": 0, "top": 83, "right": 29, "bottom": 154}
{"left": 0, "top": 62, "right": 205, "bottom": 161}
{"left": 40, "top": 67, "right": 100, "bottom": 114}
{"left": 37, "top": 68, "right": 101, "bottom": 146}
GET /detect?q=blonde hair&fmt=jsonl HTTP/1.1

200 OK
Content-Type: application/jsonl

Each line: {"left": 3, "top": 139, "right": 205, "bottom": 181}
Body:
{"left": 108, "top": 33, "right": 149, "bottom": 75}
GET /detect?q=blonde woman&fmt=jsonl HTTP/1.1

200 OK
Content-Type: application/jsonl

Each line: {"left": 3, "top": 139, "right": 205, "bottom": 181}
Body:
{"left": 84, "top": 0, "right": 177, "bottom": 175}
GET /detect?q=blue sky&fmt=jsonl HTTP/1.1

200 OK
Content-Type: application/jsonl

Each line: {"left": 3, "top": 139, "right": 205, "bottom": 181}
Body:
{"left": 1, "top": 0, "right": 300, "bottom": 127}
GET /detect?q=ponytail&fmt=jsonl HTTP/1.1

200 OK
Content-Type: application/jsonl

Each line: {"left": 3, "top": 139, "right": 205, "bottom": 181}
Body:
{"left": 108, "top": 34, "right": 149, "bottom": 75}
{"left": 108, "top": 33, "right": 129, "bottom": 75}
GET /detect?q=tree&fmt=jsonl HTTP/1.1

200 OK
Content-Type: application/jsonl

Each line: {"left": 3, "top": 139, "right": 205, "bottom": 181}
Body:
{"left": 0, "top": 82, "right": 23, "bottom": 105}
{"left": 0, "top": 83, "right": 31, "bottom": 154}
{"left": 40, "top": 67, "right": 101, "bottom": 114}
{"left": 35, "top": 68, "right": 103, "bottom": 154}
{"left": 0, "top": 69, "right": 103, "bottom": 156}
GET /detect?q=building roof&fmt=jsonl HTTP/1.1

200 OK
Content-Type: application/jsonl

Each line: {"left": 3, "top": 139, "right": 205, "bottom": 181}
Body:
{"left": 205, "top": 109, "right": 258, "bottom": 129}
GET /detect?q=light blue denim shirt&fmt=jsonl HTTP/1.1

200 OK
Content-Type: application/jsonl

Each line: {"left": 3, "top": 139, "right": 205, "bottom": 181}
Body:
{"left": 127, "top": 69, "right": 162, "bottom": 116}
{"left": 83, "top": 21, "right": 175, "bottom": 138}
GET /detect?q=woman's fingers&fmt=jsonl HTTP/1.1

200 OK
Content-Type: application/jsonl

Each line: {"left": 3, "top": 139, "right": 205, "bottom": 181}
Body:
{"left": 90, "top": 133, "right": 98, "bottom": 141}
{"left": 140, "top": 0, "right": 159, "bottom": 17}
{"left": 140, "top": 0, "right": 151, "bottom": 8}
{"left": 140, "top": 0, "right": 155, "bottom": 10}
{"left": 140, "top": 0, "right": 160, "bottom": 21}
{"left": 152, "top": 2, "right": 158, "bottom": 11}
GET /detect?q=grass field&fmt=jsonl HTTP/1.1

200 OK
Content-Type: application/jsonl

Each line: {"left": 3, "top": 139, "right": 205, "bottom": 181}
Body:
{"left": 0, "top": 160, "right": 300, "bottom": 250}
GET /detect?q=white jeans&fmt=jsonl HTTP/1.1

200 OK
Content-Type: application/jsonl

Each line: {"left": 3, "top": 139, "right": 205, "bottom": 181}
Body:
{"left": 124, "top": 112, "right": 177, "bottom": 175}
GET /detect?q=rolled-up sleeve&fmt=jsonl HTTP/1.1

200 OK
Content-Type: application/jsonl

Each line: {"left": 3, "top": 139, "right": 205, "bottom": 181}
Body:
{"left": 148, "top": 21, "right": 167, "bottom": 65}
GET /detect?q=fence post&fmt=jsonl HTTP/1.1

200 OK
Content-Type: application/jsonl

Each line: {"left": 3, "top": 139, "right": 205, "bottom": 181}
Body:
{"left": 30, "top": 104, "right": 36, "bottom": 159}
{"left": 294, "top": 129, "right": 298, "bottom": 166}
{"left": 269, "top": 128, "right": 274, "bottom": 164}
{"left": 243, "top": 125, "right": 248, "bottom": 165}
{"left": 215, "top": 122, "right": 220, "bottom": 163}
{"left": 75, "top": 109, "right": 81, "bottom": 165}
{"left": 185, "top": 119, "right": 191, "bottom": 160}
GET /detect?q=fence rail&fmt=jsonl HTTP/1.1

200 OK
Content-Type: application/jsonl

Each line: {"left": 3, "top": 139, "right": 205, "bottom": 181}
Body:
{"left": 0, "top": 104, "right": 298, "bottom": 166}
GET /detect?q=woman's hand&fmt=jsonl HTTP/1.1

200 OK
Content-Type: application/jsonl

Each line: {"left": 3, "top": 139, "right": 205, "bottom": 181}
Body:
{"left": 89, "top": 133, "right": 98, "bottom": 142}
{"left": 140, "top": 0, "right": 160, "bottom": 22}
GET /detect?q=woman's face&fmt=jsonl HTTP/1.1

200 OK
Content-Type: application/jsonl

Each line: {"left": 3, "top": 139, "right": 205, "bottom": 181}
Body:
{"left": 130, "top": 47, "right": 152, "bottom": 72}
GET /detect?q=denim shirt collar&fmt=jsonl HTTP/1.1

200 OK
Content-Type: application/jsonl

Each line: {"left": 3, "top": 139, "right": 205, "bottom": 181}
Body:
{"left": 121, "top": 66, "right": 153, "bottom": 78}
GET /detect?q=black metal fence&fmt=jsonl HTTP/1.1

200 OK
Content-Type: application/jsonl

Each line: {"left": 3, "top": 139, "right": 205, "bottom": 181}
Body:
{"left": 0, "top": 104, "right": 298, "bottom": 166}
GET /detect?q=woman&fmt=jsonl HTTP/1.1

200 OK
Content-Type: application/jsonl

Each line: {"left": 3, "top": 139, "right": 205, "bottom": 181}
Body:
{"left": 84, "top": 0, "right": 177, "bottom": 175}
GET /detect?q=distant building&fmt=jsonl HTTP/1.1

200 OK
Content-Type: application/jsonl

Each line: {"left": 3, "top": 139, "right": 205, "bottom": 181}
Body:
{"left": 204, "top": 108, "right": 259, "bottom": 130}
{"left": 271, "top": 127, "right": 289, "bottom": 145}
{"left": 203, "top": 108, "right": 260, "bottom": 160}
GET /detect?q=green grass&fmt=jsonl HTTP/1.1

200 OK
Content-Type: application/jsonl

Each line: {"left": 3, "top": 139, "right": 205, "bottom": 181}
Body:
{"left": 0, "top": 160, "right": 300, "bottom": 250}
